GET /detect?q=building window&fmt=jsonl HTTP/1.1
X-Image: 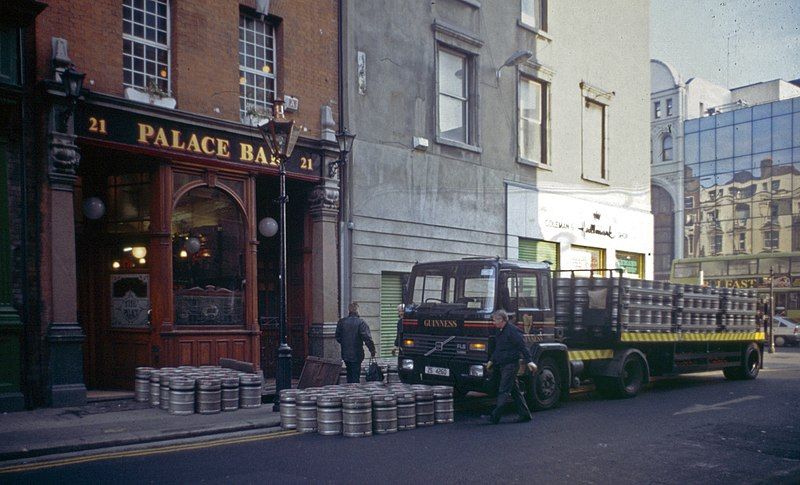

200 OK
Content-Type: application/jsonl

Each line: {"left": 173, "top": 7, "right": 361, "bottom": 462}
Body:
{"left": 654, "top": 101, "right": 661, "bottom": 119}
{"left": 771, "top": 180, "right": 780, "bottom": 191}
{"left": 662, "top": 134, "right": 673, "bottom": 161}
{"left": 0, "top": 27, "right": 20, "bottom": 86}
{"left": 518, "top": 77, "right": 547, "bottom": 164}
{"left": 763, "top": 229, "right": 779, "bottom": 250}
{"left": 239, "top": 14, "right": 276, "bottom": 122}
{"left": 123, "top": 0, "right": 170, "bottom": 94}
{"left": 737, "top": 232, "right": 747, "bottom": 252}
{"left": 582, "top": 99, "right": 607, "bottom": 181}
{"left": 521, "top": 0, "right": 547, "bottom": 31}
{"left": 565, "top": 245, "right": 605, "bottom": 275}
{"left": 684, "top": 196, "right": 694, "bottom": 209}
{"left": 713, "top": 233, "right": 723, "bottom": 254}
{"left": 666, "top": 98, "right": 673, "bottom": 116}
{"left": 437, "top": 47, "right": 472, "bottom": 145}
{"left": 172, "top": 186, "right": 246, "bottom": 326}
{"left": 616, "top": 251, "right": 644, "bottom": 279}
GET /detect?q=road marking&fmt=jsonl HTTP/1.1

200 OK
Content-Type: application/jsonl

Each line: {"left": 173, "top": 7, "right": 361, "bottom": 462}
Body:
{"left": 673, "top": 395, "right": 763, "bottom": 415}
{"left": 0, "top": 429, "right": 298, "bottom": 474}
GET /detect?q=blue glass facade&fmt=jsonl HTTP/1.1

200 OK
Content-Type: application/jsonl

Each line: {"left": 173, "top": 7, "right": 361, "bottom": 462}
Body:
{"left": 683, "top": 97, "right": 800, "bottom": 258}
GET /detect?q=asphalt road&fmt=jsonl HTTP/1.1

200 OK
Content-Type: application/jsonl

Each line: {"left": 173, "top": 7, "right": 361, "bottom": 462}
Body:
{"left": 5, "top": 348, "right": 800, "bottom": 485}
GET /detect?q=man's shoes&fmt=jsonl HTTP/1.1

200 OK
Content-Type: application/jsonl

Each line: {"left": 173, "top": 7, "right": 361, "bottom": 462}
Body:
{"left": 482, "top": 414, "right": 500, "bottom": 425}
{"left": 516, "top": 414, "right": 532, "bottom": 423}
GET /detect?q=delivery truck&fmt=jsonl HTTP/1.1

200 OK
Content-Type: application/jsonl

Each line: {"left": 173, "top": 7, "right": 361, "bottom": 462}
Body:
{"left": 398, "top": 257, "right": 764, "bottom": 410}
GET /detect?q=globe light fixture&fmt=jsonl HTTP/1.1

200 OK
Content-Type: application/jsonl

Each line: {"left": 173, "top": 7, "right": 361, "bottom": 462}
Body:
{"left": 82, "top": 197, "right": 106, "bottom": 220}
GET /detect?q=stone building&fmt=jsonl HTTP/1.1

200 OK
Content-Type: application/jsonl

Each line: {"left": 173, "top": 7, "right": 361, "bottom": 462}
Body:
{"left": 650, "top": 60, "right": 800, "bottom": 316}
{"left": 341, "top": 1, "right": 653, "bottom": 355}
{"left": 5, "top": 0, "right": 341, "bottom": 408}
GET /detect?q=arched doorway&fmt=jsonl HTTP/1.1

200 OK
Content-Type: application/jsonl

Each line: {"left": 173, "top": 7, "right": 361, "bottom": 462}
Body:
{"left": 651, "top": 184, "right": 675, "bottom": 281}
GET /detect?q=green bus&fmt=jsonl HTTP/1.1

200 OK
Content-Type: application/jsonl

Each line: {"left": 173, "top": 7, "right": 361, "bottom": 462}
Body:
{"left": 670, "top": 252, "right": 800, "bottom": 319}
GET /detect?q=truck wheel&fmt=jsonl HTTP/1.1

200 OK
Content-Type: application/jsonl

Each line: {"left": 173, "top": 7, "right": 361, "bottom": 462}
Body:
{"left": 596, "top": 354, "right": 645, "bottom": 399}
{"left": 525, "top": 357, "right": 561, "bottom": 411}
{"left": 723, "top": 343, "right": 760, "bottom": 380}
{"left": 774, "top": 336, "right": 785, "bottom": 347}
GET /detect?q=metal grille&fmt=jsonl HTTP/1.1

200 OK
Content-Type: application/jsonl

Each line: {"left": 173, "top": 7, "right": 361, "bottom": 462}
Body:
{"left": 123, "top": 0, "right": 170, "bottom": 94}
{"left": 239, "top": 14, "right": 276, "bottom": 122}
{"left": 380, "top": 273, "right": 404, "bottom": 357}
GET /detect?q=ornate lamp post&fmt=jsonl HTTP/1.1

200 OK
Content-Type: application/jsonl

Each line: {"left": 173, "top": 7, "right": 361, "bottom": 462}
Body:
{"left": 329, "top": 128, "right": 355, "bottom": 179}
{"left": 257, "top": 99, "right": 300, "bottom": 408}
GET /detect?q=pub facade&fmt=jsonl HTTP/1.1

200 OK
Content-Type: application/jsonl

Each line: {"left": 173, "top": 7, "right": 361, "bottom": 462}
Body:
{"left": 10, "top": 0, "right": 341, "bottom": 409}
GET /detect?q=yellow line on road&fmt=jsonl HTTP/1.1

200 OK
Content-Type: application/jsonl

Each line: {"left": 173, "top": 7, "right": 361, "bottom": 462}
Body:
{"left": 0, "top": 429, "right": 298, "bottom": 474}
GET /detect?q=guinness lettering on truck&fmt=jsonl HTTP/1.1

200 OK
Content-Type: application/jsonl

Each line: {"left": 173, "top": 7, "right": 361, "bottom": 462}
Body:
{"left": 398, "top": 257, "right": 765, "bottom": 411}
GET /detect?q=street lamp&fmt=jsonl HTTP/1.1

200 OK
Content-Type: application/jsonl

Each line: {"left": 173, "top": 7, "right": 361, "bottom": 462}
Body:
{"left": 329, "top": 128, "right": 355, "bottom": 178}
{"left": 257, "top": 99, "right": 299, "bottom": 409}
{"left": 61, "top": 65, "right": 85, "bottom": 104}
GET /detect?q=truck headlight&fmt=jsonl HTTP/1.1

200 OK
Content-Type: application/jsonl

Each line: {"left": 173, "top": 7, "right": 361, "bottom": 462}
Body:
{"left": 469, "top": 365, "right": 484, "bottom": 377}
{"left": 401, "top": 359, "right": 414, "bottom": 371}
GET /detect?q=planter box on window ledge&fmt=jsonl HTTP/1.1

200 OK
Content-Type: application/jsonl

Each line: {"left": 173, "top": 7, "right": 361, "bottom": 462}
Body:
{"left": 124, "top": 87, "right": 177, "bottom": 109}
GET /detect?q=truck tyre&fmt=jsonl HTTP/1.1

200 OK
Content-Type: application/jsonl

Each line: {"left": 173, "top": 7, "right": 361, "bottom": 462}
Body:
{"left": 595, "top": 354, "right": 645, "bottom": 399}
{"left": 774, "top": 336, "right": 785, "bottom": 347}
{"left": 525, "top": 357, "right": 561, "bottom": 411}
{"left": 723, "top": 343, "right": 760, "bottom": 380}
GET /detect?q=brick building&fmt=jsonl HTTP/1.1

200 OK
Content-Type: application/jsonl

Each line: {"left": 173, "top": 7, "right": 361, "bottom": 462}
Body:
{"left": 3, "top": 0, "right": 341, "bottom": 409}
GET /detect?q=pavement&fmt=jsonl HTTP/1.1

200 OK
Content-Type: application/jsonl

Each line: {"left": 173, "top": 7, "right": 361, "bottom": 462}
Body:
{"left": 0, "top": 348, "right": 795, "bottom": 465}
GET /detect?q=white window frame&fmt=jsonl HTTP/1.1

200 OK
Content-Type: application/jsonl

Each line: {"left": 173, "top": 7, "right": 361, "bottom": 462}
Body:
{"left": 520, "top": 0, "right": 548, "bottom": 34}
{"left": 517, "top": 76, "right": 548, "bottom": 166}
{"left": 239, "top": 13, "right": 277, "bottom": 122}
{"left": 123, "top": 0, "right": 171, "bottom": 94}
{"left": 437, "top": 47, "right": 470, "bottom": 146}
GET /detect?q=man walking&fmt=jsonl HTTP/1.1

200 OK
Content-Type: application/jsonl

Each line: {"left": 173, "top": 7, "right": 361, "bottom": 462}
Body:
{"left": 336, "top": 302, "right": 376, "bottom": 383}
{"left": 485, "top": 309, "right": 537, "bottom": 424}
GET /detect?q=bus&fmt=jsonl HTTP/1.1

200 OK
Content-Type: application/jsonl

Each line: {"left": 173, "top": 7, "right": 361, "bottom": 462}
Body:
{"left": 670, "top": 252, "right": 800, "bottom": 319}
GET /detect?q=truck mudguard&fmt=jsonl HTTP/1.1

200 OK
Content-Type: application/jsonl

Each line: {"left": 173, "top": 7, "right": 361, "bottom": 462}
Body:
{"left": 592, "top": 348, "right": 650, "bottom": 383}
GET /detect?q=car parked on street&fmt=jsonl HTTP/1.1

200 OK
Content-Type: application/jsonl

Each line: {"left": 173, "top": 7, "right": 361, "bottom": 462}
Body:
{"left": 773, "top": 315, "right": 799, "bottom": 347}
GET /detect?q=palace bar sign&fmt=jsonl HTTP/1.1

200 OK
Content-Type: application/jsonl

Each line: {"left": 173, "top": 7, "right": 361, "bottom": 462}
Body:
{"left": 76, "top": 102, "right": 321, "bottom": 179}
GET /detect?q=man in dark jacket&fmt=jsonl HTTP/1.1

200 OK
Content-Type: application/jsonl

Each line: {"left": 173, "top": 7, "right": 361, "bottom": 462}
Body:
{"left": 485, "top": 309, "right": 537, "bottom": 424}
{"left": 336, "top": 302, "right": 376, "bottom": 383}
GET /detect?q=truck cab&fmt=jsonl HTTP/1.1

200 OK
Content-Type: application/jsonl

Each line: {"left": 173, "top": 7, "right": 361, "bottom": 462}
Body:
{"left": 398, "top": 257, "right": 570, "bottom": 410}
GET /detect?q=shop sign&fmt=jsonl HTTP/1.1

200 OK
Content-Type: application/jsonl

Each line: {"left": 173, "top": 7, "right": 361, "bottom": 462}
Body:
{"left": 76, "top": 103, "right": 321, "bottom": 178}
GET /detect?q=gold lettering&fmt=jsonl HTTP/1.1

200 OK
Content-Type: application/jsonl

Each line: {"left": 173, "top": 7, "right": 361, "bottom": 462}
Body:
{"left": 153, "top": 127, "right": 170, "bottom": 148}
{"left": 186, "top": 134, "right": 202, "bottom": 153}
{"left": 171, "top": 130, "right": 186, "bottom": 150}
{"left": 201, "top": 136, "right": 216, "bottom": 155}
{"left": 137, "top": 123, "right": 155, "bottom": 144}
{"left": 217, "top": 138, "right": 230, "bottom": 158}
{"left": 240, "top": 143, "right": 254, "bottom": 162}
{"left": 255, "top": 146, "right": 269, "bottom": 164}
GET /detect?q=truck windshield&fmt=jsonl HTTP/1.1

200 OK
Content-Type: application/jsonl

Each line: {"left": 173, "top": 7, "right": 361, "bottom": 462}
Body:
{"left": 409, "top": 264, "right": 496, "bottom": 312}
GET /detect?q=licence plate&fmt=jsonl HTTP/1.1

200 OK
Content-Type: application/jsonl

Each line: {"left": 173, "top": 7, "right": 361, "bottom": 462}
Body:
{"left": 424, "top": 366, "right": 450, "bottom": 377}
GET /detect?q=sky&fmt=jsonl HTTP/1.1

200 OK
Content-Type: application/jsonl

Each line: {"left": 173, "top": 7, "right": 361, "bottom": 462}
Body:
{"left": 650, "top": 0, "right": 800, "bottom": 88}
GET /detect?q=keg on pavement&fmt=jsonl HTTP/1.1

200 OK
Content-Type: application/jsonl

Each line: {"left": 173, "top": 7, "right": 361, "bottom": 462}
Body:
{"left": 372, "top": 393, "right": 398, "bottom": 434}
{"left": 134, "top": 367, "right": 154, "bottom": 402}
{"left": 197, "top": 377, "right": 222, "bottom": 414}
{"left": 296, "top": 392, "right": 319, "bottom": 433}
{"left": 221, "top": 376, "right": 240, "bottom": 411}
{"left": 412, "top": 386, "right": 435, "bottom": 427}
{"left": 149, "top": 371, "right": 161, "bottom": 407}
{"left": 432, "top": 386, "right": 454, "bottom": 424}
{"left": 168, "top": 377, "right": 195, "bottom": 415}
{"left": 159, "top": 372, "right": 173, "bottom": 411}
{"left": 342, "top": 394, "right": 372, "bottom": 437}
{"left": 317, "top": 394, "right": 343, "bottom": 436}
{"left": 279, "top": 389, "right": 301, "bottom": 429}
{"left": 239, "top": 373, "right": 263, "bottom": 409}
{"left": 386, "top": 364, "right": 400, "bottom": 384}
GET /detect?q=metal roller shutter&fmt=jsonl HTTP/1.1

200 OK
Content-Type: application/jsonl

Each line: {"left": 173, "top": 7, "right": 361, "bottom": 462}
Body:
{"left": 519, "top": 238, "right": 559, "bottom": 269}
{"left": 380, "top": 273, "right": 404, "bottom": 357}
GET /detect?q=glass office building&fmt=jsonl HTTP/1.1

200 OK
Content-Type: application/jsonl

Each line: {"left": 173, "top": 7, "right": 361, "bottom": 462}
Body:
{"left": 683, "top": 97, "right": 800, "bottom": 258}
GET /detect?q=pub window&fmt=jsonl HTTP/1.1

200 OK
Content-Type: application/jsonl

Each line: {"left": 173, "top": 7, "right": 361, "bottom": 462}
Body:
{"left": 521, "top": 0, "right": 547, "bottom": 32}
{"left": 518, "top": 76, "right": 548, "bottom": 165}
{"left": 123, "top": 0, "right": 170, "bottom": 94}
{"left": 239, "top": 13, "right": 276, "bottom": 122}
{"left": 172, "top": 187, "right": 246, "bottom": 326}
{"left": 0, "top": 27, "right": 20, "bottom": 85}
{"left": 582, "top": 98, "right": 607, "bottom": 182}
{"left": 437, "top": 46, "right": 475, "bottom": 146}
